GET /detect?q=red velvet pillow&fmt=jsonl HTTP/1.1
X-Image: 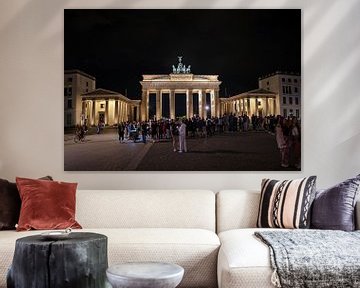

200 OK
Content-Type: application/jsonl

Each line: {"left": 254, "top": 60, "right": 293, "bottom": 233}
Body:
{"left": 16, "top": 177, "right": 82, "bottom": 231}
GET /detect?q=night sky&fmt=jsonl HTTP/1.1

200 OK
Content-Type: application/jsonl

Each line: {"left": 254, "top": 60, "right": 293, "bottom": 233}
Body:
{"left": 65, "top": 9, "right": 301, "bottom": 100}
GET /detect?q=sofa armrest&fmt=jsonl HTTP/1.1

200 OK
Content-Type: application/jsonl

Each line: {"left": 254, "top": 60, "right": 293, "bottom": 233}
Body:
{"left": 356, "top": 200, "right": 360, "bottom": 230}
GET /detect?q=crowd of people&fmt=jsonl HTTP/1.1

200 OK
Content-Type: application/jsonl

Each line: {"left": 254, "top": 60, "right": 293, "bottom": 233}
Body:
{"left": 75, "top": 113, "right": 301, "bottom": 167}
{"left": 274, "top": 116, "right": 301, "bottom": 169}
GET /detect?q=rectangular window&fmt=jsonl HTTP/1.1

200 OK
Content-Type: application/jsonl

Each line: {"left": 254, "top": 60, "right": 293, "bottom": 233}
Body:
{"left": 296, "top": 109, "right": 300, "bottom": 118}
{"left": 283, "top": 97, "right": 286, "bottom": 104}
{"left": 294, "top": 79, "right": 298, "bottom": 83}
{"left": 67, "top": 99, "right": 72, "bottom": 109}
{"left": 283, "top": 108, "right": 287, "bottom": 118}
{"left": 68, "top": 77, "right": 72, "bottom": 82}
{"left": 282, "top": 78, "right": 285, "bottom": 82}
{"left": 288, "top": 86, "right": 292, "bottom": 94}
{"left": 289, "top": 97, "right": 293, "bottom": 105}
{"left": 267, "top": 81, "right": 269, "bottom": 85}
{"left": 86, "top": 81, "right": 89, "bottom": 87}
{"left": 294, "top": 87, "right": 298, "bottom": 93}
{"left": 68, "top": 87, "right": 72, "bottom": 96}
{"left": 282, "top": 86, "right": 286, "bottom": 94}
{"left": 295, "top": 97, "right": 299, "bottom": 105}
{"left": 288, "top": 78, "right": 292, "bottom": 83}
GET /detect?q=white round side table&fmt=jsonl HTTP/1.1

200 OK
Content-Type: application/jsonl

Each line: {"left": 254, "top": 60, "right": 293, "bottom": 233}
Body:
{"left": 106, "top": 262, "right": 184, "bottom": 288}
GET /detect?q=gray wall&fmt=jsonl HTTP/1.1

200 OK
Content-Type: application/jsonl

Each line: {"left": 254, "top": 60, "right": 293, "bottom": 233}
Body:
{"left": 0, "top": 0, "right": 359, "bottom": 190}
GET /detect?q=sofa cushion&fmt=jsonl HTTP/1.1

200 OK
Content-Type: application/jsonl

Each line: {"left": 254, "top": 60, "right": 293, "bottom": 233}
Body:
{"left": 257, "top": 177, "right": 317, "bottom": 229}
{"left": 16, "top": 177, "right": 82, "bottom": 231}
{"left": 311, "top": 174, "right": 360, "bottom": 231}
{"left": 218, "top": 228, "right": 278, "bottom": 288}
{"left": 0, "top": 228, "right": 220, "bottom": 288}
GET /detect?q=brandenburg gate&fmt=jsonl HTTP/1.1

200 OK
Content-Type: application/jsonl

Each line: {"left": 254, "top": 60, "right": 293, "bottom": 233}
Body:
{"left": 140, "top": 57, "right": 221, "bottom": 121}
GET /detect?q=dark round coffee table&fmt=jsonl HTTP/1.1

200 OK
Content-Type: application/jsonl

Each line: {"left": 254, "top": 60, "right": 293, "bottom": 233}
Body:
{"left": 7, "top": 232, "right": 108, "bottom": 288}
{"left": 106, "top": 262, "right": 184, "bottom": 288}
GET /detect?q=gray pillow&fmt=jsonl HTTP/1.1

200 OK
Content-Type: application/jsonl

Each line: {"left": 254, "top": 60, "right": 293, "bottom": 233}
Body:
{"left": 311, "top": 174, "right": 360, "bottom": 231}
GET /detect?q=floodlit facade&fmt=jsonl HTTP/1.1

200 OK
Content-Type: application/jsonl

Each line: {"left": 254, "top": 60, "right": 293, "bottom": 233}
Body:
{"left": 65, "top": 67, "right": 301, "bottom": 125}
{"left": 259, "top": 72, "right": 301, "bottom": 119}
{"left": 220, "top": 88, "right": 277, "bottom": 117}
{"left": 140, "top": 57, "right": 221, "bottom": 121}
{"left": 64, "top": 70, "right": 96, "bottom": 127}
{"left": 81, "top": 88, "right": 140, "bottom": 125}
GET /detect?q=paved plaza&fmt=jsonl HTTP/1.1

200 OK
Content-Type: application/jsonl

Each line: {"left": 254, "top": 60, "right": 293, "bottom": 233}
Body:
{"left": 64, "top": 129, "right": 300, "bottom": 171}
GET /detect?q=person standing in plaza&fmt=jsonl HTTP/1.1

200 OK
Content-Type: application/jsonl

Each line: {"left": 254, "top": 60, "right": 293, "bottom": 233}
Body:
{"left": 290, "top": 118, "right": 301, "bottom": 169}
{"left": 275, "top": 118, "right": 288, "bottom": 168}
{"left": 178, "top": 119, "right": 187, "bottom": 153}
{"left": 170, "top": 120, "right": 178, "bottom": 152}
{"left": 118, "top": 123, "right": 125, "bottom": 143}
{"left": 141, "top": 122, "right": 148, "bottom": 144}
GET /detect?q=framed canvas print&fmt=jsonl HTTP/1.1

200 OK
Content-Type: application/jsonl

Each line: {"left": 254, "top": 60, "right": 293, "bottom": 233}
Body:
{"left": 64, "top": 9, "right": 301, "bottom": 171}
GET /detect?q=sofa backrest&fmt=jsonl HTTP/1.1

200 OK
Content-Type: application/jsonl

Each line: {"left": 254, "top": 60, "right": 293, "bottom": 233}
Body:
{"left": 76, "top": 190, "right": 216, "bottom": 231}
{"left": 216, "top": 190, "right": 260, "bottom": 233}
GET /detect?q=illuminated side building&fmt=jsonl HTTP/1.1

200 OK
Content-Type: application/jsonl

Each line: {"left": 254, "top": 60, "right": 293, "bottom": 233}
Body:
{"left": 259, "top": 72, "right": 301, "bottom": 119}
{"left": 64, "top": 70, "right": 96, "bottom": 127}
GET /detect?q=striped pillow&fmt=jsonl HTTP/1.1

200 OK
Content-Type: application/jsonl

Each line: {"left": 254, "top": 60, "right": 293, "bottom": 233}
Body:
{"left": 257, "top": 176, "right": 317, "bottom": 229}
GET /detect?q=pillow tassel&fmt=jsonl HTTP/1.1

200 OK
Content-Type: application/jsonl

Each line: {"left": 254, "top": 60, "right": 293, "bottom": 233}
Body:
{"left": 271, "top": 269, "right": 281, "bottom": 288}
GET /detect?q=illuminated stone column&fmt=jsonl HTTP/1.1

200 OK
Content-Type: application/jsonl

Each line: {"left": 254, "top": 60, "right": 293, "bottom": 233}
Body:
{"left": 141, "top": 89, "right": 150, "bottom": 121}
{"left": 170, "top": 90, "right": 175, "bottom": 119}
{"left": 201, "top": 90, "right": 206, "bottom": 118}
{"left": 197, "top": 90, "right": 202, "bottom": 118}
{"left": 119, "top": 101, "right": 123, "bottom": 122}
{"left": 159, "top": 90, "right": 162, "bottom": 119}
{"left": 247, "top": 98, "right": 251, "bottom": 116}
{"left": 91, "top": 100, "right": 96, "bottom": 125}
{"left": 105, "top": 100, "right": 109, "bottom": 125}
{"left": 242, "top": 98, "right": 246, "bottom": 115}
{"left": 125, "top": 102, "right": 128, "bottom": 121}
{"left": 115, "top": 100, "right": 119, "bottom": 123}
{"left": 141, "top": 89, "right": 147, "bottom": 121}
{"left": 273, "top": 98, "right": 277, "bottom": 115}
{"left": 210, "top": 90, "right": 216, "bottom": 118}
{"left": 156, "top": 90, "right": 161, "bottom": 120}
{"left": 265, "top": 98, "right": 269, "bottom": 116}
{"left": 254, "top": 97, "right": 258, "bottom": 116}
{"left": 187, "top": 89, "right": 193, "bottom": 118}
{"left": 214, "top": 89, "right": 220, "bottom": 117}
{"left": 122, "top": 102, "right": 126, "bottom": 122}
